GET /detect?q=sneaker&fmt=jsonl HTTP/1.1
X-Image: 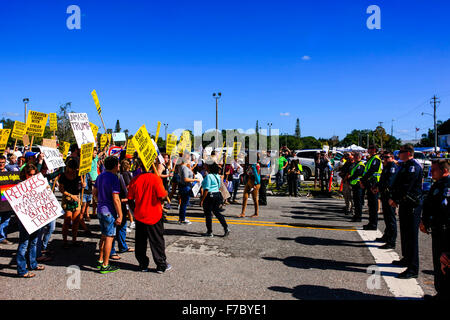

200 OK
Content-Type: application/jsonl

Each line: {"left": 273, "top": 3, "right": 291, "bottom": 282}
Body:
{"left": 126, "top": 228, "right": 132, "bottom": 233}
{"left": 96, "top": 260, "right": 103, "bottom": 269}
{"left": 99, "top": 264, "right": 120, "bottom": 274}
{"left": 156, "top": 264, "right": 172, "bottom": 274}
{"left": 130, "top": 222, "right": 136, "bottom": 229}
{"left": 204, "top": 232, "right": 214, "bottom": 238}
{"left": 178, "top": 220, "right": 192, "bottom": 225}
{"left": 223, "top": 229, "right": 230, "bottom": 237}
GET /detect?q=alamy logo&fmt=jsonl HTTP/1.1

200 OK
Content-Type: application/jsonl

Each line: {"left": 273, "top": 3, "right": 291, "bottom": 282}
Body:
{"left": 366, "top": 265, "right": 381, "bottom": 290}
{"left": 66, "top": 265, "right": 81, "bottom": 290}
{"left": 366, "top": 5, "right": 381, "bottom": 30}
{"left": 66, "top": 5, "right": 81, "bottom": 30}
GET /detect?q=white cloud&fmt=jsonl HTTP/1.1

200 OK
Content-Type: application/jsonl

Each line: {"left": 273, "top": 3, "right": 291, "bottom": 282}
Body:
{"left": 280, "top": 112, "right": 290, "bottom": 117}
{"left": 2, "top": 112, "right": 20, "bottom": 117}
{"left": 301, "top": 55, "right": 311, "bottom": 61}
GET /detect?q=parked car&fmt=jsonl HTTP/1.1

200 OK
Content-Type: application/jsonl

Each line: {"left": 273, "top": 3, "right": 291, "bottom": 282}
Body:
{"left": 393, "top": 150, "right": 431, "bottom": 173}
{"left": 294, "top": 149, "right": 344, "bottom": 180}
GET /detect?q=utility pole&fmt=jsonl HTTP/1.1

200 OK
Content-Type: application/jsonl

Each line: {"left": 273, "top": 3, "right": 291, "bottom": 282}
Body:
{"left": 163, "top": 123, "right": 168, "bottom": 142}
{"left": 431, "top": 95, "right": 440, "bottom": 153}
{"left": 391, "top": 119, "right": 394, "bottom": 136}
{"left": 212, "top": 92, "right": 221, "bottom": 149}
{"left": 23, "top": 98, "right": 29, "bottom": 123}
{"left": 378, "top": 121, "right": 384, "bottom": 150}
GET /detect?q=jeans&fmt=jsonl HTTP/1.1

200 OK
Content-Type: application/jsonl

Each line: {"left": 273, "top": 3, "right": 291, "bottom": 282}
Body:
{"left": 17, "top": 222, "right": 39, "bottom": 276}
{"left": 276, "top": 169, "right": 284, "bottom": 189}
{"left": 111, "top": 214, "right": 129, "bottom": 255}
{"left": 232, "top": 178, "right": 240, "bottom": 201}
{"left": 178, "top": 185, "right": 191, "bottom": 222}
{"left": 0, "top": 211, "right": 12, "bottom": 241}
{"left": 36, "top": 220, "right": 56, "bottom": 257}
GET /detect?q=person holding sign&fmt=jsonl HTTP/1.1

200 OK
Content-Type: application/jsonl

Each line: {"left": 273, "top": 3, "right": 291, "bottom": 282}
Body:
{"left": 59, "top": 158, "right": 85, "bottom": 249}
{"left": 16, "top": 164, "right": 46, "bottom": 278}
{"left": 178, "top": 157, "right": 201, "bottom": 225}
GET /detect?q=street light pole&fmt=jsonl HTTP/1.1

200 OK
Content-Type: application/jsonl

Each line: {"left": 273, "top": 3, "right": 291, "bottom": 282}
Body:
{"left": 212, "top": 92, "right": 221, "bottom": 149}
{"left": 163, "top": 123, "right": 168, "bottom": 142}
{"left": 267, "top": 122, "right": 272, "bottom": 138}
{"left": 23, "top": 98, "right": 29, "bottom": 123}
{"left": 431, "top": 95, "right": 440, "bottom": 153}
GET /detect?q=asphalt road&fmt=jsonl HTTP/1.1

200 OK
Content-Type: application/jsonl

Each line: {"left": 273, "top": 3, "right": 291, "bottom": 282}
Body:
{"left": 0, "top": 187, "right": 437, "bottom": 300}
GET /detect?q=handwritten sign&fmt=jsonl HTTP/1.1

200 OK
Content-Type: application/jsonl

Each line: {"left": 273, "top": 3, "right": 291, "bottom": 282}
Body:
{"left": 166, "top": 134, "right": 178, "bottom": 156}
{"left": 126, "top": 139, "right": 136, "bottom": 157}
{"left": 4, "top": 173, "right": 64, "bottom": 234}
{"left": 0, "top": 129, "right": 11, "bottom": 152}
{"left": 91, "top": 89, "right": 102, "bottom": 115}
{"left": 131, "top": 125, "right": 157, "bottom": 172}
{"left": 40, "top": 146, "right": 65, "bottom": 171}
{"left": 68, "top": 113, "right": 96, "bottom": 148}
{"left": 0, "top": 172, "right": 21, "bottom": 212}
{"left": 191, "top": 173, "right": 203, "bottom": 197}
{"left": 22, "top": 134, "right": 30, "bottom": 146}
{"left": 49, "top": 113, "right": 58, "bottom": 131}
{"left": 25, "top": 110, "right": 48, "bottom": 137}
{"left": 79, "top": 143, "right": 95, "bottom": 176}
{"left": 42, "top": 138, "right": 58, "bottom": 149}
{"left": 112, "top": 132, "right": 126, "bottom": 142}
{"left": 11, "top": 121, "right": 26, "bottom": 140}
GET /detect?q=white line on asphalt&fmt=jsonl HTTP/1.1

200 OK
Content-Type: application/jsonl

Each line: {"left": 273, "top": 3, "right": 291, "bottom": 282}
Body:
{"left": 357, "top": 229, "right": 424, "bottom": 300}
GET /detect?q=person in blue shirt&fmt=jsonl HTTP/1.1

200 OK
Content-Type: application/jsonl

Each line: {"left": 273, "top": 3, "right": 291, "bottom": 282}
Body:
{"left": 200, "top": 163, "right": 230, "bottom": 238}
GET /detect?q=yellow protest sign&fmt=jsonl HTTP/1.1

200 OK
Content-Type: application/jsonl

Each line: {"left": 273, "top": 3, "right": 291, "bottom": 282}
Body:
{"left": 107, "top": 134, "right": 112, "bottom": 144}
{"left": 49, "top": 113, "right": 58, "bottom": 131}
{"left": 90, "top": 122, "right": 99, "bottom": 141}
{"left": 58, "top": 141, "right": 70, "bottom": 160}
{"left": 126, "top": 139, "right": 136, "bottom": 156}
{"left": 155, "top": 121, "right": 161, "bottom": 142}
{"left": 131, "top": 125, "right": 157, "bottom": 172}
{"left": 233, "top": 142, "right": 242, "bottom": 158}
{"left": 99, "top": 134, "right": 108, "bottom": 150}
{"left": 166, "top": 134, "right": 178, "bottom": 156}
{"left": 25, "top": 110, "right": 48, "bottom": 137}
{"left": 79, "top": 143, "right": 95, "bottom": 176}
{"left": 11, "top": 121, "right": 26, "bottom": 140}
{"left": 0, "top": 129, "right": 11, "bottom": 152}
{"left": 91, "top": 89, "right": 102, "bottom": 115}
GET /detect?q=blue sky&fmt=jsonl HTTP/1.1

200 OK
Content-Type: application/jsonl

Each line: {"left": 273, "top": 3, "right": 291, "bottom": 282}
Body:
{"left": 1, "top": 0, "right": 449, "bottom": 141}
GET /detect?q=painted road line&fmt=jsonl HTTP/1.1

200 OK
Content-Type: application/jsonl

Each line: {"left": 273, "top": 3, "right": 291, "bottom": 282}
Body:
{"left": 166, "top": 217, "right": 356, "bottom": 232}
{"left": 357, "top": 229, "right": 424, "bottom": 299}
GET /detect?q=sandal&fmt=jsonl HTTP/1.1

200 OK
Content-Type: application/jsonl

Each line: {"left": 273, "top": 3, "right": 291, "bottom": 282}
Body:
{"left": 237, "top": 214, "right": 245, "bottom": 218}
{"left": 249, "top": 214, "right": 259, "bottom": 218}
{"left": 33, "top": 265, "right": 45, "bottom": 271}
{"left": 110, "top": 254, "right": 121, "bottom": 260}
{"left": 22, "top": 272, "right": 36, "bottom": 278}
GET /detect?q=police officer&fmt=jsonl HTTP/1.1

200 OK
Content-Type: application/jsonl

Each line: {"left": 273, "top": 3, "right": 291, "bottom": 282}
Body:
{"left": 388, "top": 144, "right": 423, "bottom": 279}
{"left": 374, "top": 151, "right": 398, "bottom": 249}
{"left": 348, "top": 152, "right": 365, "bottom": 222}
{"left": 360, "top": 145, "right": 382, "bottom": 230}
{"left": 420, "top": 159, "right": 450, "bottom": 299}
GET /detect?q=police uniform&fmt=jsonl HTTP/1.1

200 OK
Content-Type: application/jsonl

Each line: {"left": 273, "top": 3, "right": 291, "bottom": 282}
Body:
{"left": 348, "top": 160, "right": 366, "bottom": 222}
{"left": 389, "top": 158, "right": 423, "bottom": 277}
{"left": 421, "top": 174, "right": 450, "bottom": 298}
{"left": 361, "top": 154, "right": 382, "bottom": 229}
{"left": 378, "top": 161, "right": 399, "bottom": 246}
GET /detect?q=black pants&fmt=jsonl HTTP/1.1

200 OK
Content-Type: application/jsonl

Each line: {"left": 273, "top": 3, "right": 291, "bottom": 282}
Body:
{"left": 135, "top": 219, "right": 167, "bottom": 270}
{"left": 203, "top": 192, "right": 228, "bottom": 234}
{"left": 398, "top": 203, "right": 421, "bottom": 273}
{"left": 287, "top": 174, "right": 298, "bottom": 196}
{"left": 259, "top": 179, "right": 268, "bottom": 205}
{"left": 381, "top": 196, "right": 397, "bottom": 245}
{"left": 431, "top": 229, "right": 450, "bottom": 297}
{"left": 352, "top": 184, "right": 363, "bottom": 219}
{"left": 366, "top": 189, "right": 379, "bottom": 227}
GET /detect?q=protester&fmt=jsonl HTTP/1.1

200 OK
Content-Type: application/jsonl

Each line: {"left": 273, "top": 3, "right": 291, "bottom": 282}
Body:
{"left": 287, "top": 159, "right": 301, "bottom": 197}
{"left": 6, "top": 154, "right": 19, "bottom": 171}
{"left": 230, "top": 156, "right": 243, "bottom": 203}
{"left": 276, "top": 150, "right": 288, "bottom": 189}
{"left": 93, "top": 156, "right": 123, "bottom": 274}
{"left": 16, "top": 163, "right": 45, "bottom": 278}
{"left": 177, "top": 156, "right": 200, "bottom": 225}
{"left": 238, "top": 158, "right": 261, "bottom": 218}
{"left": 127, "top": 158, "right": 171, "bottom": 273}
{"left": 0, "top": 156, "right": 13, "bottom": 245}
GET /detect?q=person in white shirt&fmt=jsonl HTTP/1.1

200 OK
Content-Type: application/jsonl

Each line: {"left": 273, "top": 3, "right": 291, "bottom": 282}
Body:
{"left": 230, "top": 157, "right": 243, "bottom": 203}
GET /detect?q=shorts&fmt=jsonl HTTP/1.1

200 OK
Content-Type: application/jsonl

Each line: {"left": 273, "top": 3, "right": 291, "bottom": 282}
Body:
{"left": 83, "top": 194, "right": 92, "bottom": 203}
{"left": 98, "top": 212, "right": 116, "bottom": 237}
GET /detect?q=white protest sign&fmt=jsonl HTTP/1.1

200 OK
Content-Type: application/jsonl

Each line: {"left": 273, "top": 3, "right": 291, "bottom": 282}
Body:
{"left": 4, "top": 173, "right": 64, "bottom": 234}
{"left": 68, "top": 113, "right": 96, "bottom": 148}
{"left": 151, "top": 138, "right": 165, "bottom": 164}
{"left": 112, "top": 132, "right": 126, "bottom": 142}
{"left": 191, "top": 173, "right": 203, "bottom": 197}
{"left": 40, "top": 146, "right": 66, "bottom": 171}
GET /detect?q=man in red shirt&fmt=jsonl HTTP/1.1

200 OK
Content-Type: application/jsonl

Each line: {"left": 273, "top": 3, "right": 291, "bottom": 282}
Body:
{"left": 127, "top": 160, "right": 172, "bottom": 273}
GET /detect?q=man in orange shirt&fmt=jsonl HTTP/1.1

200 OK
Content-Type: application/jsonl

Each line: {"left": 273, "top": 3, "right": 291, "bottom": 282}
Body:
{"left": 127, "top": 159, "right": 172, "bottom": 273}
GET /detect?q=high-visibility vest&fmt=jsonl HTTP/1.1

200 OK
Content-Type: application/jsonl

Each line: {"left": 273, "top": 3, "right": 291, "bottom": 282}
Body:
{"left": 298, "top": 163, "right": 303, "bottom": 172}
{"left": 364, "top": 155, "right": 382, "bottom": 182}
{"left": 350, "top": 161, "right": 365, "bottom": 185}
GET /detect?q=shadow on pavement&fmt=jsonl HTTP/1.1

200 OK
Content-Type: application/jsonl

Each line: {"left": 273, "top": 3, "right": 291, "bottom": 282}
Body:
{"left": 277, "top": 236, "right": 376, "bottom": 248}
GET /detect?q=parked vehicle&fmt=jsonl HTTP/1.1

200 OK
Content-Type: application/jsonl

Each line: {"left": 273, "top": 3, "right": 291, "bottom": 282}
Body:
{"left": 294, "top": 149, "right": 344, "bottom": 180}
{"left": 393, "top": 150, "right": 431, "bottom": 173}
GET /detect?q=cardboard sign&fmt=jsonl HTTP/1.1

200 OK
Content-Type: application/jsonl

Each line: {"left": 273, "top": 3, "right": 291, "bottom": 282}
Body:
{"left": 49, "top": 113, "right": 58, "bottom": 131}
{"left": 112, "top": 132, "right": 126, "bottom": 142}
{"left": 42, "top": 138, "right": 58, "bottom": 149}
{"left": 131, "top": 125, "right": 157, "bottom": 172}
{"left": 40, "top": 146, "right": 65, "bottom": 171}
{"left": 79, "top": 143, "right": 95, "bottom": 176}
{"left": 68, "top": 113, "right": 96, "bottom": 148}
{"left": 11, "top": 121, "right": 26, "bottom": 140}
{"left": 126, "top": 139, "right": 136, "bottom": 157}
{"left": 90, "top": 122, "right": 99, "bottom": 142}
{"left": 0, "top": 129, "right": 11, "bottom": 152}
{"left": 191, "top": 173, "right": 203, "bottom": 197}
{"left": 91, "top": 89, "right": 102, "bottom": 115}
{"left": 25, "top": 110, "right": 48, "bottom": 137}
{"left": 151, "top": 139, "right": 165, "bottom": 164}
{"left": 22, "top": 134, "right": 30, "bottom": 146}
{"left": 4, "top": 173, "right": 65, "bottom": 234}
{"left": 58, "top": 141, "right": 70, "bottom": 160}
{"left": 107, "top": 146, "right": 123, "bottom": 157}
{"left": 323, "top": 145, "right": 330, "bottom": 153}
{"left": 166, "top": 134, "right": 178, "bottom": 156}
{"left": 155, "top": 121, "right": 161, "bottom": 141}
{"left": 183, "top": 131, "right": 191, "bottom": 153}
{"left": 233, "top": 142, "right": 242, "bottom": 158}
{"left": 0, "top": 172, "right": 21, "bottom": 213}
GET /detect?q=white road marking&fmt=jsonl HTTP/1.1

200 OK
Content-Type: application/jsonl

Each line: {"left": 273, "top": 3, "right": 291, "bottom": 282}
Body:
{"left": 357, "top": 229, "right": 424, "bottom": 299}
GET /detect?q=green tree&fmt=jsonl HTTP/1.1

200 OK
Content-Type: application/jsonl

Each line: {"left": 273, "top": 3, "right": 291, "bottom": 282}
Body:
{"left": 115, "top": 120, "right": 121, "bottom": 133}
{"left": 56, "top": 102, "right": 76, "bottom": 144}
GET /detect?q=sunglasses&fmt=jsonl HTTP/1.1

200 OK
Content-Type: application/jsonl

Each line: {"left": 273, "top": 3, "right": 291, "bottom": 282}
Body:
{"left": 398, "top": 150, "right": 409, "bottom": 154}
